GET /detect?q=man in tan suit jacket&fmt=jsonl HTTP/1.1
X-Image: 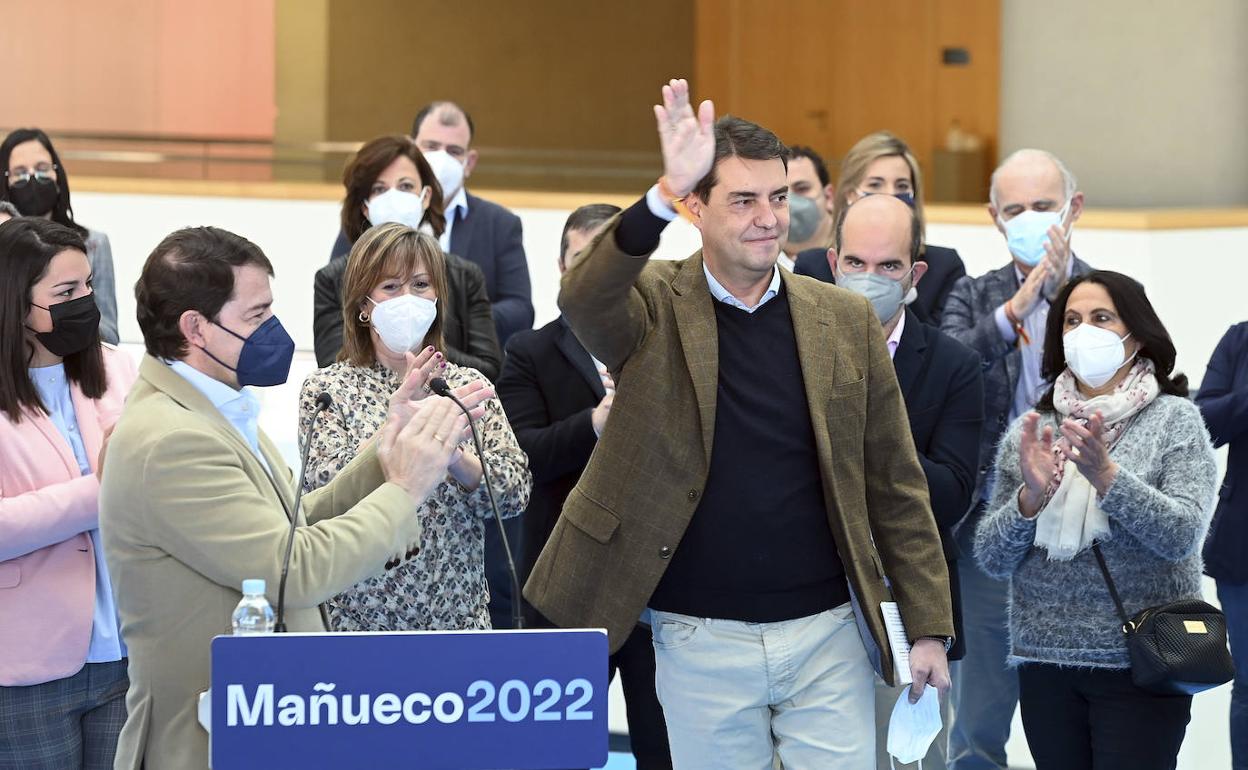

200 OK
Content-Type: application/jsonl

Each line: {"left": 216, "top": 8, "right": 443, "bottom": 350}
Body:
{"left": 99, "top": 226, "right": 484, "bottom": 769}
{"left": 524, "top": 80, "right": 954, "bottom": 768}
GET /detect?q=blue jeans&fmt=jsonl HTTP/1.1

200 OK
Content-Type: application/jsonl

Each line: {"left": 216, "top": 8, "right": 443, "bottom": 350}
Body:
{"left": 1220, "top": 580, "right": 1248, "bottom": 770}
{"left": 948, "top": 516, "right": 1017, "bottom": 770}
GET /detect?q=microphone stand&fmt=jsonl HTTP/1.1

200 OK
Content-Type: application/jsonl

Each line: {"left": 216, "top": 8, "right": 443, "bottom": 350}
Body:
{"left": 430, "top": 378, "right": 524, "bottom": 630}
{"left": 276, "top": 392, "right": 332, "bottom": 633}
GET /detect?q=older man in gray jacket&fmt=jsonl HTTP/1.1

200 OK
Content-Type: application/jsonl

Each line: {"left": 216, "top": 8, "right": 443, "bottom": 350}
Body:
{"left": 939, "top": 148, "right": 1093, "bottom": 770}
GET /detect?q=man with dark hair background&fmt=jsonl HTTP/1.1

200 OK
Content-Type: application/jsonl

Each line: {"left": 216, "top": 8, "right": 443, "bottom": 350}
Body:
{"left": 784, "top": 144, "right": 836, "bottom": 253}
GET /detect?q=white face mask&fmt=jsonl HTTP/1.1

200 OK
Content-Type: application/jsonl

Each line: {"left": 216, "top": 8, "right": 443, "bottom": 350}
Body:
{"left": 423, "top": 149, "right": 466, "bottom": 203}
{"left": 1063, "top": 323, "right": 1135, "bottom": 388}
{"left": 368, "top": 294, "right": 437, "bottom": 355}
{"left": 887, "top": 685, "right": 942, "bottom": 768}
{"left": 366, "top": 187, "right": 429, "bottom": 230}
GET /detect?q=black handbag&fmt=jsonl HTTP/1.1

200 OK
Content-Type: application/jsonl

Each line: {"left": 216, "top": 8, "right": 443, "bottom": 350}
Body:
{"left": 1091, "top": 543, "right": 1235, "bottom": 695}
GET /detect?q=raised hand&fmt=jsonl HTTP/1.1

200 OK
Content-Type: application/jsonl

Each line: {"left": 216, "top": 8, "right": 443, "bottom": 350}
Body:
{"left": 390, "top": 347, "right": 440, "bottom": 404}
{"left": 444, "top": 379, "right": 496, "bottom": 444}
{"left": 1018, "top": 412, "right": 1060, "bottom": 518}
{"left": 1059, "top": 411, "right": 1118, "bottom": 496}
{"left": 1009, "top": 256, "right": 1053, "bottom": 320}
{"left": 1041, "top": 208, "right": 1074, "bottom": 300}
{"left": 653, "top": 78, "right": 715, "bottom": 198}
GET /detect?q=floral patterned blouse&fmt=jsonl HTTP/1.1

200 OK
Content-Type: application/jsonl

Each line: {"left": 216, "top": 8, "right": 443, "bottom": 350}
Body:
{"left": 298, "top": 360, "right": 531, "bottom": 631}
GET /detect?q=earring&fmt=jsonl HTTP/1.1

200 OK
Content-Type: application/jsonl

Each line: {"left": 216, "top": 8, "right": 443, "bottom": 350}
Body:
{"left": 358, "top": 311, "right": 370, "bottom": 324}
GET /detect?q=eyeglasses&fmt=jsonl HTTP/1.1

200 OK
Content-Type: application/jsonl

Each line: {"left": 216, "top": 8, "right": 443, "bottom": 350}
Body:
{"left": 5, "top": 163, "right": 58, "bottom": 186}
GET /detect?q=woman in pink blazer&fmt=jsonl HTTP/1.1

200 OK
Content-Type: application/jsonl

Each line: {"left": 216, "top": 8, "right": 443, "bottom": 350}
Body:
{"left": 0, "top": 217, "right": 137, "bottom": 768}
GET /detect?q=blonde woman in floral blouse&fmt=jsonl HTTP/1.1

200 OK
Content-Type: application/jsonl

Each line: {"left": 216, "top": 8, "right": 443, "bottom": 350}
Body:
{"left": 299, "top": 223, "right": 531, "bottom": 631}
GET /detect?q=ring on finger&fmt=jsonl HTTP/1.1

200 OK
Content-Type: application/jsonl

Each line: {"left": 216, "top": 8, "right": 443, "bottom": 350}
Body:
{"left": 433, "top": 433, "right": 446, "bottom": 443}
{"left": 422, "top": 384, "right": 432, "bottom": 394}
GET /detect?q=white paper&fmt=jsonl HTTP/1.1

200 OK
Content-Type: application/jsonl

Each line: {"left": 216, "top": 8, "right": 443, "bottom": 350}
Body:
{"left": 881, "top": 601, "right": 913, "bottom": 685}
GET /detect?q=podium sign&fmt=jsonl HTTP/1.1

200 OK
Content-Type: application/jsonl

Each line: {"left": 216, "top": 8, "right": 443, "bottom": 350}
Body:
{"left": 210, "top": 630, "right": 609, "bottom": 769}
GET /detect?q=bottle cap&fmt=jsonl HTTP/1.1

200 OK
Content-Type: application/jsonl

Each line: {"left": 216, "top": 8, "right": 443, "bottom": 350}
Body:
{"left": 242, "top": 578, "right": 266, "bottom": 596}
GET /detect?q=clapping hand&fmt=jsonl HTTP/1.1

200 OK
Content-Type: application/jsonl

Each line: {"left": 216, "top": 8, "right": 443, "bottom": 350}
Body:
{"left": 446, "top": 379, "right": 495, "bottom": 444}
{"left": 654, "top": 78, "right": 715, "bottom": 198}
{"left": 1058, "top": 411, "right": 1118, "bottom": 496}
{"left": 1017, "top": 412, "right": 1061, "bottom": 518}
{"left": 388, "top": 351, "right": 492, "bottom": 428}
{"left": 389, "top": 348, "right": 441, "bottom": 409}
{"left": 1010, "top": 256, "right": 1053, "bottom": 320}
{"left": 376, "top": 396, "right": 467, "bottom": 501}
{"left": 1041, "top": 207, "right": 1074, "bottom": 300}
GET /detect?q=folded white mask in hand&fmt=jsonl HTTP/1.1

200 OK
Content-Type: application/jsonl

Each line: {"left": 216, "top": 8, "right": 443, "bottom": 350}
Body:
{"left": 887, "top": 683, "right": 942, "bottom": 768}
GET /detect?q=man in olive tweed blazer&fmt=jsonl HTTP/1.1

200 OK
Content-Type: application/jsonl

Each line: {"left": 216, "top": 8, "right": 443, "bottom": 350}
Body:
{"left": 524, "top": 80, "right": 952, "bottom": 768}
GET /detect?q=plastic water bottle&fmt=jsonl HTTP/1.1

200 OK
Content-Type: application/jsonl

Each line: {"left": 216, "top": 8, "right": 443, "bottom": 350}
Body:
{"left": 231, "top": 579, "right": 275, "bottom": 635}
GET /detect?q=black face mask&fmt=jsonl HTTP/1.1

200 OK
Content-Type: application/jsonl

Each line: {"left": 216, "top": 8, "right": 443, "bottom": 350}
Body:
{"left": 29, "top": 294, "right": 100, "bottom": 357}
{"left": 9, "top": 177, "right": 60, "bottom": 217}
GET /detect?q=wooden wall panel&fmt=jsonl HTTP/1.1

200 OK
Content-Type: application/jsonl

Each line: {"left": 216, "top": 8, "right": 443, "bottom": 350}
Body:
{"left": 933, "top": 0, "right": 1000, "bottom": 190}
{"left": 324, "top": 0, "right": 694, "bottom": 189}
{"left": 695, "top": 0, "right": 998, "bottom": 196}
{"left": 0, "top": 0, "right": 276, "bottom": 139}
{"left": 320, "top": 0, "right": 695, "bottom": 190}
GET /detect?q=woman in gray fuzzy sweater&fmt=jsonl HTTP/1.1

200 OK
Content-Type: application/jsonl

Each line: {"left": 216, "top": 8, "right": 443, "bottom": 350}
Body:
{"left": 975, "top": 271, "right": 1218, "bottom": 770}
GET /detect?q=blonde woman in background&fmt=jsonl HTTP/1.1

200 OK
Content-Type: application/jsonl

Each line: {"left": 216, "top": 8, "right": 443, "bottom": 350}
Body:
{"left": 793, "top": 130, "right": 967, "bottom": 324}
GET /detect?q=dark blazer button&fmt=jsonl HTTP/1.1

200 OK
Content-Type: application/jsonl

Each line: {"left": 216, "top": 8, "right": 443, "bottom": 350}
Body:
{"left": 687, "top": 489, "right": 699, "bottom": 501}
{"left": 659, "top": 546, "right": 673, "bottom": 559}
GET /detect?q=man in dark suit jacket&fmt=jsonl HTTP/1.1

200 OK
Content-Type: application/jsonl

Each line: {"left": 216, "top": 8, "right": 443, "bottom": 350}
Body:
{"left": 794, "top": 241, "right": 965, "bottom": 326}
{"left": 331, "top": 102, "right": 535, "bottom": 346}
{"left": 312, "top": 249, "right": 502, "bottom": 379}
{"left": 939, "top": 148, "right": 1092, "bottom": 770}
{"left": 525, "top": 81, "right": 952, "bottom": 768}
{"left": 831, "top": 193, "right": 983, "bottom": 768}
{"left": 1197, "top": 321, "right": 1248, "bottom": 769}
{"left": 497, "top": 203, "right": 672, "bottom": 770}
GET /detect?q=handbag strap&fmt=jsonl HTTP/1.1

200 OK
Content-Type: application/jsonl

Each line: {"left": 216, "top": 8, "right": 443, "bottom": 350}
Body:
{"left": 1090, "top": 543, "right": 1132, "bottom": 629}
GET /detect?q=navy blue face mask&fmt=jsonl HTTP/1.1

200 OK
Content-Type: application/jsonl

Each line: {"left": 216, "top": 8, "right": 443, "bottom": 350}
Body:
{"left": 201, "top": 315, "right": 295, "bottom": 387}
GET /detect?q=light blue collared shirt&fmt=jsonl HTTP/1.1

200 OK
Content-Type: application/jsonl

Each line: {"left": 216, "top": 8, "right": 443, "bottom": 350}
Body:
{"left": 29, "top": 363, "right": 126, "bottom": 664}
{"left": 642, "top": 183, "right": 784, "bottom": 313}
{"left": 168, "top": 360, "right": 269, "bottom": 472}
{"left": 992, "top": 258, "right": 1077, "bottom": 423}
{"left": 703, "top": 263, "right": 782, "bottom": 313}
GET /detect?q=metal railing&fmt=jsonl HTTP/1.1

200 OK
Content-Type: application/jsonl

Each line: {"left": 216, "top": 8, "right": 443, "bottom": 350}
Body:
{"left": 4, "top": 130, "right": 660, "bottom": 192}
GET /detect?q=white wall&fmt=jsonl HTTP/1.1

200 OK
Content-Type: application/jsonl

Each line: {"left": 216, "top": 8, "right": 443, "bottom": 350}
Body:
{"left": 75, "top": 191, "right": 1246, "bottom": 391}
{"left": 73, "top": 192, "right": 706, "bottom": 354}
{"left": 1000, "top": 0, "right": 1248, "bottom": 206}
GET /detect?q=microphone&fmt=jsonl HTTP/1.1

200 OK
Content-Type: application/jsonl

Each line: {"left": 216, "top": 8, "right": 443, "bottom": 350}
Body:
{"left": 276, "top": 391, "right": 333, "bottom": 633}
{"left": 429, "top": 377, "right": 524, "bottom": 630}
